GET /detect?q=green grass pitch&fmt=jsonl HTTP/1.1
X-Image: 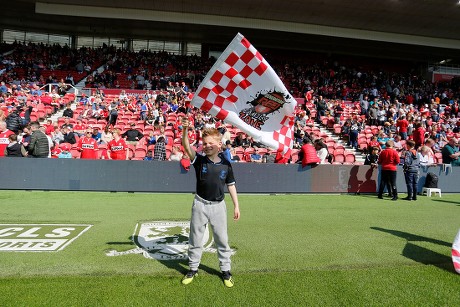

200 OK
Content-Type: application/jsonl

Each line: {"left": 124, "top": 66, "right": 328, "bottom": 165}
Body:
{"left": 0, "top": 191, "right": 459, "bottom": 306}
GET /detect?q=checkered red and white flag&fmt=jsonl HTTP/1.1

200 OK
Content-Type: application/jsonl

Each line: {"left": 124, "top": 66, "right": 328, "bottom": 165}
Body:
{"left": 191, "top": 33, "right": 297, "bottom": 157}
{"left": 453, "top": 229, "right": 460, "bottom": 274}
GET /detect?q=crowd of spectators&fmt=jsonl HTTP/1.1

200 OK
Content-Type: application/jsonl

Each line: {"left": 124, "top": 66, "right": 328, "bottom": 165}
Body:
{"left": 1, "top": 41, "right": 459, "bottom": 166}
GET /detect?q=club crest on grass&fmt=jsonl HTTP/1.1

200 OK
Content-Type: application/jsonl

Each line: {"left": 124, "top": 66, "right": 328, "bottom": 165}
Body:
{"left": 106, "top": 221, "right": 235, "bottom": 260}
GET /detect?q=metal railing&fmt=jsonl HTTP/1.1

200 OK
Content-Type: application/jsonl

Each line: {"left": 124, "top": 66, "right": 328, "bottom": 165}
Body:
{"left": 39, "top": 83, "right": 79, "bottom": 96}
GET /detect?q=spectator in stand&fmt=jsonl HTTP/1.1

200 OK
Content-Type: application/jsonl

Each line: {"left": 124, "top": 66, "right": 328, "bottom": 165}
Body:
{"left": 73, "top": 119, "right": 86, "bottom": 137}
{"left": 314, "top": 139, "right": 329, "bottom": 164}
{"left": 0, "top": 121, "right": 15, "bottom": 157}
{"left": 333, "top": 101, "right": 343, "bottom": 124}
{"left": 62, "top": 125, "right": 76, "bottom": 144}
{"left": 79, "top": 94, "right": 89, "bottom": 106}
{"left": 377, "top": 105, "right": 387, "bottom": 126}
{"left": 0, "top": 82, "right": 8, "bottom": 94}
{"left": 77, "top": 128, "right": 99, "bottom": 159}
{"left": 392, "top": 134, "right": 404, "bottom": 152}
{"left": 246, "top": 136, "right": 261, "bottom": 148}
{"left": 62, "top": 104, "right": 74, "bottom": 118}
{"left": 299, "top": 138, "right": 320, "bottom": 167}
{"left": 250, "top": 148, "right": 263, "bottom": 163}
{"left": 441, "top": 137, "right": 460, "bottom": 166}
{"left": 108, "top": 105, "right": 118, "bottom": 127}
{"left": 295, "top": 111, "right": 308, "bottom": 128}
{"left": 145, "top": 131, "right": 157, "bottom": 146}
{"left": 368, "top": 104, "right": 378, "bottom": 126}
{"left": 169, "top": 146, "right": 183, "bottom": 162}
{"left": 412, "top": 122, "right": 425, "bottom": 149}
{"left": 377, "top": 140, "right": 400, "bottom": 201}
{"left": 19, "top": 125, "right": 32, "bottom": 148}
{"left": 107, "top": 128, "right": 128, "bottom": 160}
{"left": 44, "top": 120, "right": 55, "bottom": 136}
{"left": 417, "top": 145, "right": 435, "bottom": 166}
{"left": 91, "top": 127, "right": 102, "bottom": 144}
{"left": 58, "top": 144, "right": 72, "bottom": 159}
{"left": 359, "top": 94, "right": 369, "bottom": 116}
{"left": 78, "top": 105, "right": 92, "bottom": 121}
{"left": 293, "top": 129, "right": 306, "bottom": 149}
{"left": 39, "top": 126, "right": 53, "bottom": 158}
{"left": 153, "top": 136, "right": 167, "bottom": 161}
{"left": 5, "top": 107, "right": 23, "bottom": 133}
{"left": 396, "top": 115, "right": 409, "bottom": 140}
{"left": 367, "top": 135, "right": 381, "bottom": 152}
{"left": 349, "top": 117, "right": 361, "bottom": 149}
{"left": 377, "top": 131, "right": 390, "bottom": 149}
{"left": 4, "top": 134, "right": 27, "bottom": 157}
{"left": 233, "top": 132, "right": 245, "bottom": 148}
{"left": 144, "top": 150, "right": 153, "bottom": 161}
{"left": 100, "top": 126, "right": 113, "bottom": 144}
{"left": 51, "top": 126, "right": 64, "bottom": 146}
{"left": 28, "top": 121, "right": 50, "bottom": 158}
{"left": 364, "top": 146, "right": 379, "bottom": 167}
{"left": 139, "top": 100, "right": 148, "bottom": 121}
{"left": 187, "top": 126, "right": 197, "bottom": 147}
{"left": 316, "top": 96, "right": 328, "bottom": 122}
{"left": 222, "top": 140, "right": 239, "bottom": 163}
{"left": 92, "top": 104, "right": 103, "bottom": 119}
{"left": 0, "top": 109, "right": 6, "bottom": 122}
{"left": 122, "top": 123, "right": 144, "bottom": 146}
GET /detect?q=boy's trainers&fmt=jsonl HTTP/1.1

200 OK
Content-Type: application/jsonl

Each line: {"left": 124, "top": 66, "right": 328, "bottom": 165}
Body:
{"left": 181, "top": 270, "right": 198, "bottom": 285}
{"left": 222, "top": 271, "right": 234, "bottom": 288}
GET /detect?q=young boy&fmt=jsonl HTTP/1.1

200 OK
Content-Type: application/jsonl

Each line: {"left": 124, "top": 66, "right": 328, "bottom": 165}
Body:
{"left": 364, "top": 146, "right": 379, "bottom": 167}
{"left": 181, "top": 118, "right": 240, "bottom": 288}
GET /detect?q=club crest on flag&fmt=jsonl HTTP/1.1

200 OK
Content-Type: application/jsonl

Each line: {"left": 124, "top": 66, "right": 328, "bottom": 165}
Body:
{"left": 191, "top": 33, "right": 297, "bottom": 157}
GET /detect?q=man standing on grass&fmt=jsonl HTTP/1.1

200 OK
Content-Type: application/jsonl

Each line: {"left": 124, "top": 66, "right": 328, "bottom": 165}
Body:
{"left": 181, "top": 118, "right": 240, "bottom": 288}
{"left": 403, "top": 140, "right": 420, "bottom": 201}
{"left": 377, "top": 140, "right": 400, "bottom": 201}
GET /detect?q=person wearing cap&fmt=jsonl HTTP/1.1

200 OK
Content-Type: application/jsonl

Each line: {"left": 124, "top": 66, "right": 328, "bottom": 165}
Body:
{"left": 58, "top": 144, "right": 72, "bottom": 158}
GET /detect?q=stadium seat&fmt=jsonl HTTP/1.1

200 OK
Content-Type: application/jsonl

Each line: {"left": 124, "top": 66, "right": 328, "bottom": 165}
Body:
{"left": 345, "top": 153, "right": 356, "bottom": 163}
{"left": 333, "top": 154, "right": 345, "bottom": 163}
{"left": 70, "top": 149, "right": 81, "bottom": 159}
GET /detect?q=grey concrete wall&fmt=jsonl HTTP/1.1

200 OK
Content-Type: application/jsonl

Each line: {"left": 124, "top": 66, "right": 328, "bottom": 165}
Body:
{"left": 0, "top": 158, "right": 458, "bottom": 194}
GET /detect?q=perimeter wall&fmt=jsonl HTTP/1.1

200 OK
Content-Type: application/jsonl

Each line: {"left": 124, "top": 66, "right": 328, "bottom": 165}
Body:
{"left": 0, "top": 159, "right": 458, "bottom": 194}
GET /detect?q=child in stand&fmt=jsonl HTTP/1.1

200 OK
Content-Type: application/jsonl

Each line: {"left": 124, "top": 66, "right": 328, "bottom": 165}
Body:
{"left": 364, "top": 146, "right": 379, "bottom": 167}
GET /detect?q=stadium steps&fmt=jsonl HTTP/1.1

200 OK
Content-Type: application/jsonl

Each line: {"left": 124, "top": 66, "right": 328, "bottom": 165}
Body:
{"left": 314, "top": 122, "right": 365, "bottom": 163}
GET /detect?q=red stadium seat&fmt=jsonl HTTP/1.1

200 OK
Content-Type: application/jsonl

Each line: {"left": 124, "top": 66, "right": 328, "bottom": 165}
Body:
{"left": 345, "top": 153, "right": 356, "bottom": 163}
{"left": 333, "top": 154, "right": 345, "bottom": 163}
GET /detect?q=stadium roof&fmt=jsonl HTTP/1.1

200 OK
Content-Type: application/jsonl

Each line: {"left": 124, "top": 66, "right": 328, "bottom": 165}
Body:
{"left": 3, "top": 0, "right": 460, "bottom": 63}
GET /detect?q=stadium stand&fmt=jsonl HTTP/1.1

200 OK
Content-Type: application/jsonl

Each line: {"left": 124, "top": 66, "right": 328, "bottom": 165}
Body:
{"left": 1, "top": 41, "right": 459, "bottom": 165}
